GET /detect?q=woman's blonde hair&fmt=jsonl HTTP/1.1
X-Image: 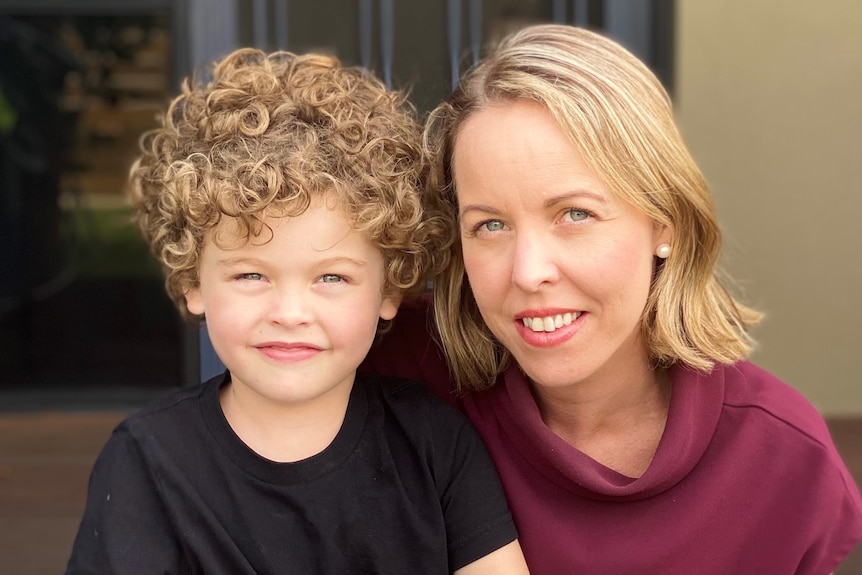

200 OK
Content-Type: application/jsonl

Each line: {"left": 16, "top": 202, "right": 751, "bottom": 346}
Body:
{"left": 130, "top": 48, "right": 443, "bottom": 322}
{"left": 424, "top": 24, "right": 762, "bottom": 392}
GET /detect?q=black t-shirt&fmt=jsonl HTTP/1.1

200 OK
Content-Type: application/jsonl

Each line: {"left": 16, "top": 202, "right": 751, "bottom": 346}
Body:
{"left": 65, "top": 373, "right": 517, "bottom": 574}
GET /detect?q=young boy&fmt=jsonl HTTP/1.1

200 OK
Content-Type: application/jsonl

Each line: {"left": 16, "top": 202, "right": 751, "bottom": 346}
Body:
{"left": 65, "top": 49, "right": 528, "bottom": 575}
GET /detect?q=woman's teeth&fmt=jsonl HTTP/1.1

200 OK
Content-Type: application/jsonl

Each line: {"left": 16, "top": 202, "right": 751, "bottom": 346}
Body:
{"left": 521, "top": 312, "right": 581, "bottom": 333}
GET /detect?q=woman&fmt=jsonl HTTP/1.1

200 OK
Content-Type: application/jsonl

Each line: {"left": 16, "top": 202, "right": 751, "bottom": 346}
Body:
{"left": 363, "top": 24, "right": 861, "bottom": 573}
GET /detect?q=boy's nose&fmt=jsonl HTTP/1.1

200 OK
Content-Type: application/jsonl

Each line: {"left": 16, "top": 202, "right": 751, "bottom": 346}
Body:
{"left": 268, "top": 288, "right": 313, "bottom": 327}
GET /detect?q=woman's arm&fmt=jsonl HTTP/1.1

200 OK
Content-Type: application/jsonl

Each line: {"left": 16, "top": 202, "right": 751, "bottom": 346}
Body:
{"left": 363, "top": 295, "right": 459, "bottom": 407}
{"left": 454, "top": 540, "right": 530, "bottom": 575}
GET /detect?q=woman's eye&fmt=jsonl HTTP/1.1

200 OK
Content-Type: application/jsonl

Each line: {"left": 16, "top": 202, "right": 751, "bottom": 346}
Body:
{"left": 321, "top": 274, "right": 344, "bottom": 284}
{"left": 481, "top": 220, "right": 505, "bottom": 232}
{"left": 565, "top": 209, "right": 590, "bottom": 222}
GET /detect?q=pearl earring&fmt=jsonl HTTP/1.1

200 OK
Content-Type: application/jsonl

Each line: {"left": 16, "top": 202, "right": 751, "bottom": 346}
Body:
{"left": 656, "top": 244, "right": 671, "bottom": 259}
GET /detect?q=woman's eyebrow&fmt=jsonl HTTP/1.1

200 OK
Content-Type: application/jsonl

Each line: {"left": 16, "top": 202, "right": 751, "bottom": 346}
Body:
{"left": 542, "top": 190, "right": 608, "bottom": 209}
{"left": 459, "top": 191, "right": 608, "bottom": 216}
{"left": 459, "top": 203, "right": 502, "bottom": 217}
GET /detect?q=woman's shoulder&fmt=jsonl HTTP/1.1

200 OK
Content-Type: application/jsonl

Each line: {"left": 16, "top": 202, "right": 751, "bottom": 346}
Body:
{"left": 361, "top": 295, "right": 458, "bottom": 407}
{"left": 716, "top": 361, "right": 861, "bottom": 558}
{"left": 717, "top": 361, "right": 830, "bottom": 437}
{"left": 364, "top": 375, "right": 467, "bottom": 428}
{"left": 713, "top": 361, "right": 858, "bottom": 492}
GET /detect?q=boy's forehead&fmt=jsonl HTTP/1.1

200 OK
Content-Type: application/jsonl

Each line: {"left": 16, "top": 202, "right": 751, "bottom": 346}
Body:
{"left": 205, "top": 201, "right": 369, "bottom": 252}
{"left": 265, "top": 191, "right": 347, "bottom": 221}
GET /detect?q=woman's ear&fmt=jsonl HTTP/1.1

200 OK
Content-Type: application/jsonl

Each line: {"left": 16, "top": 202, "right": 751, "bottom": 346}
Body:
{"left": 654, "top": 224, "right": 673, "bottom": 251}
{"left": 657, "top": 223, "right": 673, "bottom": 245}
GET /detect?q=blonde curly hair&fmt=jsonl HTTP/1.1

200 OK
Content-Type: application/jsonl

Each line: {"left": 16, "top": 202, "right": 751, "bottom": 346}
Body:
{"left": 130, "top": 48, "right": 442, "bottom": 322}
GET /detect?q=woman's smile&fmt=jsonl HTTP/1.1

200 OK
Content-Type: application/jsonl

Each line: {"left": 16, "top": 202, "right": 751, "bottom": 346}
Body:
{"left": 515, "top": 311, "right": 585, "bottom": 347}
{"left": 518, "top": 311, "right": 583, "bottom": 333}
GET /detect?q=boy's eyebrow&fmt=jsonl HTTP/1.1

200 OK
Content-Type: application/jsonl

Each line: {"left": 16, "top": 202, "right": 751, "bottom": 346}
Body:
{"left": 313, "top": 255, "right": 368, "bottom": 267}
{"left": 215, "top": 256, "right": 267, "bottom": 267}
{"left": 215, "top": 256, "right": 369, "bottom": 267}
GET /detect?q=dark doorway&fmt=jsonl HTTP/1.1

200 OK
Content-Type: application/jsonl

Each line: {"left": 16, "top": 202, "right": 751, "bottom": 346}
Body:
{"left": 0, "top": 10, "right": 185, "bottom": 405}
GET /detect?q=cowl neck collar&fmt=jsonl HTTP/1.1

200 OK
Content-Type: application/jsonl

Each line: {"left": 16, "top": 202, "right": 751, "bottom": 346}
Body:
{"left": 481, "top": 363, "right": 724, "bottom": 501}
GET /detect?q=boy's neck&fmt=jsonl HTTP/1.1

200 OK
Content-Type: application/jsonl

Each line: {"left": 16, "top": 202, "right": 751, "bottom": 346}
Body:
{"left": 218, "top": 376, "right": 354, "bottom": 463}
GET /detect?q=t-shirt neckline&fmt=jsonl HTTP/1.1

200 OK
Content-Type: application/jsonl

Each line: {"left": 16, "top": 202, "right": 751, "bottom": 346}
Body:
{"left": 201, "top": 371, "right": 369, "bottom": 485}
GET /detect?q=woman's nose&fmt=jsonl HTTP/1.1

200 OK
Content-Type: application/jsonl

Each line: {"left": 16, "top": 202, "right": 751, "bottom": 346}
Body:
{"left": 510, "top": 232, "right": 559, "bottom": 292}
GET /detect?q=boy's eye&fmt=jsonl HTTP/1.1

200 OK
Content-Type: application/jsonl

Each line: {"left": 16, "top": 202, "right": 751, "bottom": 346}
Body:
{"left": 565, "top": 209, "right": 590, "bottom": 222}
{"left": 321, "top": 274, "right": 344, "bottom": 284}
{"left": 238, "top": 273, "right": 263, "bottom": 281}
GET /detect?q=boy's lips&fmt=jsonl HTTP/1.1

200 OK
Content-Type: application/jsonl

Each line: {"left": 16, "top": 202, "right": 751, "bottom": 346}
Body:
{"left": 255, "top": 342, "right": 323, "bottom": 362}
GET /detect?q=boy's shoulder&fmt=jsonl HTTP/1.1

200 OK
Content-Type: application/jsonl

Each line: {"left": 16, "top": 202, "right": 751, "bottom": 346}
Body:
{"left": 116, "top": 374, "right": 220, "bottom": 437}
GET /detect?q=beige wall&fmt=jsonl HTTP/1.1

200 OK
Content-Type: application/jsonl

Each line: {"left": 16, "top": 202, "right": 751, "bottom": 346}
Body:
{"left": 675, "top": 0, "right": 861, "bottom": 415}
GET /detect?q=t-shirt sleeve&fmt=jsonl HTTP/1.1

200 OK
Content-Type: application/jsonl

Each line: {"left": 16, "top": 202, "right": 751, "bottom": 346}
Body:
{"left": 65, "top": 426, "right": 185, "bottom": 575}
{"left": 430, "top": 403, "right": 519, "bottom": 570}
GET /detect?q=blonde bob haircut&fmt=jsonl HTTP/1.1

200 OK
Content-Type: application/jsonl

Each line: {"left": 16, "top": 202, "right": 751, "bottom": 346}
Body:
{"left": 130, "top": 48, "right": 441, "bottom": 322}
{"left": 424, "top": 24, "right": 762, "bottom": 392}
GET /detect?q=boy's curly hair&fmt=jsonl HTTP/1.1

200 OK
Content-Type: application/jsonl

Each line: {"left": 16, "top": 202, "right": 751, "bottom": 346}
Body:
{"left": 130, "top": 48, "right": 443, "bottom": 321}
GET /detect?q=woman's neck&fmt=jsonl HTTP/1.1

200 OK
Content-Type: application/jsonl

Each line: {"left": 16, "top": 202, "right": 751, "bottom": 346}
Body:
{"left": 532, "top": 364, "right": 672, "bottom": 478}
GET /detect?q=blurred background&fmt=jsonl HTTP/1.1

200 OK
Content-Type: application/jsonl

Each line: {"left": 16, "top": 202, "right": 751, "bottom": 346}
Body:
{"left": 0, "top": 0, "right": 858, "bottom": 573}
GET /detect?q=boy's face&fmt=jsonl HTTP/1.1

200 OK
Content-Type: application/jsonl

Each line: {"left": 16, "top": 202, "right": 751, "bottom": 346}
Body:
{"left": 185, "top": 200, "right": 399, "bottom": 408}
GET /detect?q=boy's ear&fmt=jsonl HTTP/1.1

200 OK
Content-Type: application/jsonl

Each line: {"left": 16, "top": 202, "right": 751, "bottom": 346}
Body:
{"left": 185, "top": 287, "right": 205, "bottom": 316}
{"left": 379, "top": 294, "right": 401, "bottom": 321}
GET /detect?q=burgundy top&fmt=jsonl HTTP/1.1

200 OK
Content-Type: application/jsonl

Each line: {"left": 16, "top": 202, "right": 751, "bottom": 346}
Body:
{"left": 362, "top": 299, "right": 862, "bottom": 574}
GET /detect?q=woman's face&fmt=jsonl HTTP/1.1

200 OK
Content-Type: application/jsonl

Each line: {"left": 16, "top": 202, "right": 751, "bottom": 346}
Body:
{"left": 452, "top": 100, "right": 669, "bottom": 392}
